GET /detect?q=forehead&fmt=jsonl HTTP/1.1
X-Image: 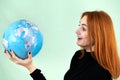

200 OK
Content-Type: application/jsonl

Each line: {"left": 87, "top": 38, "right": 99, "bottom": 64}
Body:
{"left": 79, "top": 16, "right": 87, "bottom": 24}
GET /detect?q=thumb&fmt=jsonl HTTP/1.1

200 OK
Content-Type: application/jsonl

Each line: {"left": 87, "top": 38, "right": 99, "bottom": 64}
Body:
{"left": 28, "top": 52, "right": 32, "bottom": 59}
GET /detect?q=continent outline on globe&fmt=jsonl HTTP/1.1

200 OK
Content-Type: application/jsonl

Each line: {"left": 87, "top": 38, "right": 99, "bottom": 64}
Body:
{"left": 2, "top": 19, "right": 43, "bottom": 59}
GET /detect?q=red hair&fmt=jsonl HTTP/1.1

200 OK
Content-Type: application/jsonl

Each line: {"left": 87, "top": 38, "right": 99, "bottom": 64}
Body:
{"left": 81, "top": 11, "right": 120, "bottom": 79}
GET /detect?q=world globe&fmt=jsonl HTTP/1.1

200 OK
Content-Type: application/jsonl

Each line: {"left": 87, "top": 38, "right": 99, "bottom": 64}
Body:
{"left": 2, "top": 19, "right": 43, "bottom": 59}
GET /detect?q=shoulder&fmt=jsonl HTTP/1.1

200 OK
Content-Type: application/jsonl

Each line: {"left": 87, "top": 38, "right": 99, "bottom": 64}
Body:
{"left": 72, "top": 49, "right": 84, "bottom": 59}
{"left": 70, "top": 49, "right": 85, "bottom": 62}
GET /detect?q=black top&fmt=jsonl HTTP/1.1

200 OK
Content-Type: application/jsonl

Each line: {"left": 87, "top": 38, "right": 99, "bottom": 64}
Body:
{"left": 30, "top": 69, "right": 46, "bottom": 80}
{"left": 30, "top": 50, "right": 112, "bottom": 80}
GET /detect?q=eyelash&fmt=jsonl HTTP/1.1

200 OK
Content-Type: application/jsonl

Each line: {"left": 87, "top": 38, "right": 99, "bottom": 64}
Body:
{"left": 82, "top": 27, "right": 86, "bottom": 31}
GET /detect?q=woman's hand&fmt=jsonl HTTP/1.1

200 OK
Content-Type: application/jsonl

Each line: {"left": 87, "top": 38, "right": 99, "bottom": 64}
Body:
{"left": 4, "top": 50, "right": 36, "bottom": 73}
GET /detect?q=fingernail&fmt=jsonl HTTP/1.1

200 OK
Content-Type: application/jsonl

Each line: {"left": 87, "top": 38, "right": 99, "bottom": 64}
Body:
{"left": 29, "top": 52, "right": 31, "bottom": 54}
{"left": 4, "top": 50, "right": 6, "bottom": 53}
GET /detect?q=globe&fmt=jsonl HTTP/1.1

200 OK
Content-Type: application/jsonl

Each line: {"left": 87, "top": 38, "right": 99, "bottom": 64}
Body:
{"left": 2, "top": 19, "right": 43, "bottom": 59}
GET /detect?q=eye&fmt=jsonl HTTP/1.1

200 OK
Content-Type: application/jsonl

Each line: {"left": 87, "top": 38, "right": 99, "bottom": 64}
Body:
{"left": 82, "top": 27, "right": 86, "bottom": 31}
{"left": 78, "top": 24, "right": 87, "bottom": 31}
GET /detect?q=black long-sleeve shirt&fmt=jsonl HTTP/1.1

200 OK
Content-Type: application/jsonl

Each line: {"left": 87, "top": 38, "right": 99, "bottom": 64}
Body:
{"left": 30, "top": 69, "right": 46, "bottom": 80}
{"left": 30, "top": 50, "right": 112, "bottom": 80}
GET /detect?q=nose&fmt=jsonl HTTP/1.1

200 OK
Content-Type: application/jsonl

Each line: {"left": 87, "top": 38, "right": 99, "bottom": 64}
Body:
{"left": 76, "top": 28, "right": 81, "bottom": 34}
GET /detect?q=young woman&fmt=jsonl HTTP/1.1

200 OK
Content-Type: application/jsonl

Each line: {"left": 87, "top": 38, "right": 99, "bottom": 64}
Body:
{"left": 5, "top": 10, "right": 120, "bottom": 80}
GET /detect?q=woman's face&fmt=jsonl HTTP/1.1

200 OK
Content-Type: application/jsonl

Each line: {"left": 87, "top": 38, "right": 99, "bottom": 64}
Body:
{"left": 76, "top": 15, "right": 90, "bottom": 48}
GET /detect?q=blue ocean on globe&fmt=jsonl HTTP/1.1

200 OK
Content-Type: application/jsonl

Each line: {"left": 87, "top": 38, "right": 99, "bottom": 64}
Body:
{"left": 2, "top": 19, "right": 43, "bottom": 59}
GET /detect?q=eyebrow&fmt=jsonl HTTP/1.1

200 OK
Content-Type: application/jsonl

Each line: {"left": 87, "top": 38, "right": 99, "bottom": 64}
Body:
{"left": 81, "top": 24, "right": 87, "bottom": 27}
{"left": 79, "top": 21, "right": 87, "bottom": 27}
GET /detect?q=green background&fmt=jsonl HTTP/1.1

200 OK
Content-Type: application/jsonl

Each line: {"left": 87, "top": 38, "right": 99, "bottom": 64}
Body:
{"left": 0, "top": 0, "right": 120, "bottom": 80}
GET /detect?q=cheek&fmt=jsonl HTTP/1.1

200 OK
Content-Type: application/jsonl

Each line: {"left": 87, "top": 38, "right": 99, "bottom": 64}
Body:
{"left": 77, "top": 37, "right": 90, "bottom": 47}
{"left": 84, "top": 37, "right": 89, "bottom": 45}
{"left": 83, "top": 34, "right": 88, "bottom": 42}
{"left": 85, "top": 37, "right": 95, "bottom": 46}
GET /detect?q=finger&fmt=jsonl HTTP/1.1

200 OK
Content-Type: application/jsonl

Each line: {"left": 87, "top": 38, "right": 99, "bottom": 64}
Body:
{"left": 10, "top": 50, "right": 17, "bottom": 59}
{"left": 10, "top": 50, "right": 22, "bottom": 63}
{"left": 5, "top": 50, "right": 12, "bottom": 59}
{"left": 10, "top": 50, "right": 21, "bottom": 62}
{"left": 28, "top": 52, "right": 32, "bottom": 59}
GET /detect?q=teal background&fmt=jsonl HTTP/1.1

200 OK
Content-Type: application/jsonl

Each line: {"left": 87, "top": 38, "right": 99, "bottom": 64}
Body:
{"left": 0, "top": 0, "right": 120, "bottom": 80}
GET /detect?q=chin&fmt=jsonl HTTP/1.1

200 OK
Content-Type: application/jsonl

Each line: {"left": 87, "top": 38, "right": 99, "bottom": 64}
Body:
{"left": 76, "top": 43, "right": 86, "bottom": 48}
{"left": 77, "top": 42, "right": 83, "bottom": 47}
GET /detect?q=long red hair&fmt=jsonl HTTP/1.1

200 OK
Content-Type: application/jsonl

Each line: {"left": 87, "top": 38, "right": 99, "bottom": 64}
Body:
{"left": 81, "top": 11, "right": 120, "bottom": 79}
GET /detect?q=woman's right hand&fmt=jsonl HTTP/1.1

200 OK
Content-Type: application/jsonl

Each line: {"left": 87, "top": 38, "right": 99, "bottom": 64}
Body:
{"left": 4, "top": 50, "right": 37, "bottom": 73}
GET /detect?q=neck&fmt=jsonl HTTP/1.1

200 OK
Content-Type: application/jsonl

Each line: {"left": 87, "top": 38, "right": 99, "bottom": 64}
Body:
{"left": 84, "top": 46, "right": 94, "bottom": 52}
